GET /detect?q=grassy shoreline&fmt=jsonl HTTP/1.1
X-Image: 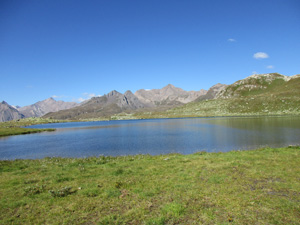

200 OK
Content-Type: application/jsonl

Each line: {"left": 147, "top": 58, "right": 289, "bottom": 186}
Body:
{"left": 0, "top": 118, "right": 76, "bottom": 137}
{"left": 1, "top": 146, "right": 300, "bottom": 224}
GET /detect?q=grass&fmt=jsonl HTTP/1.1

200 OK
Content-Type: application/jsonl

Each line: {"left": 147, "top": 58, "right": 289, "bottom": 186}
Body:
{"left": 0, "top": 118, "right": 74, "bottom": 137}
{"left": 1, "top": 147, "right": 300, "bottom": 224}
{"left": 0, "top": 126, "right": 55, "bottom": 137}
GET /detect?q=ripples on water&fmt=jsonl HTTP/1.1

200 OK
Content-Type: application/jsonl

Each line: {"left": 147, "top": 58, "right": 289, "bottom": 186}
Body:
{"left": 0, "top": 116, "right": 300, "bottom": 159}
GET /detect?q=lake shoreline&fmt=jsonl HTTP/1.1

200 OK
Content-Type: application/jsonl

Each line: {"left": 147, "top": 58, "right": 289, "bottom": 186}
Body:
{"left": 1, "top": 146, "right": 299, "bottom": 224}
{"left": 1, "top": 114, "right": 300, "bottom": 137}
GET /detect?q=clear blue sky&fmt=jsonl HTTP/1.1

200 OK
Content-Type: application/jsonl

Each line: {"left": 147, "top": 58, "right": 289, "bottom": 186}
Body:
{"left": 1, "top": 0, "right": 299, "bottom": 106}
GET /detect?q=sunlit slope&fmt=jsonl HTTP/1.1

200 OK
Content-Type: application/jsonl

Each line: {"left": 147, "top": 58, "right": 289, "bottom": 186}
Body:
{"left": 166, "top": 74, "right": 300, "bottom": 117}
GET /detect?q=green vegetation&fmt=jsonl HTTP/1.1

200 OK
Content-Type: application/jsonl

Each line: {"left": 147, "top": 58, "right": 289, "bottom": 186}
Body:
{"left": 0, "top": 118, "right": 68, "bottom": 137}
{"left": 120, "top": 95, "right": 300, "bottom": 120}
{"left": 1, "top": 147, "right": 300, "bottom": 224}
{"left": 128, "top": 76, "right": 300, "bottom": 119}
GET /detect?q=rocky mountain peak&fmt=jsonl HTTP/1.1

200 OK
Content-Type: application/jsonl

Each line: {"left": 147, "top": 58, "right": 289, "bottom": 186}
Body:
{"left": 195, "top": 83, "right": 227, "bottom": 101}
{"left": 45, "top": 97, "right": 56, "bottom": 102}
{"left": 0, "top": 101, "right": 25, "bottom": 122}
{"left": 135, "top": 84, "right": 207, "bottom": 105}
{"left": 211, "top": 83, "right": 225, "bottom": 88}
{"left": 164, "top": 84, "right": 175, "bottom": 88}
{"left": 18, "top": 97, "right": 78, "bottom": 118}
{"left": 124, "top": 90, "right": 134, "bottom": 96}
{"left": 107, "top": 90, "right": 121, "bottom": 98}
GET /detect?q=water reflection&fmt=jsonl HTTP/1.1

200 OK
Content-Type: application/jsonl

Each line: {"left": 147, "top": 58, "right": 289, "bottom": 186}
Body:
{"left": 0, "top": 116, "right": 300, "bottom": 159}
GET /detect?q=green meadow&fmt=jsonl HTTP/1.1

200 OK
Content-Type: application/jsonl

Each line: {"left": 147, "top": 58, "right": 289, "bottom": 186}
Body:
{"left": 1, "top": 147, "right": 300, "bottom": 224}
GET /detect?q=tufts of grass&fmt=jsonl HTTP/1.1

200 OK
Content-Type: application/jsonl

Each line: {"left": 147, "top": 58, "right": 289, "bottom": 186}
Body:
{"left": 24, "top": 184, "right": 46, "bottom": 196}
{"left": 162, "top": 202, "right": 185, "bottom": 218}
{"left": 1, "top": 147, "right": 300, "bottom": 224}
{"left": 49, "top": 186, "right": 74, "bottom": 197}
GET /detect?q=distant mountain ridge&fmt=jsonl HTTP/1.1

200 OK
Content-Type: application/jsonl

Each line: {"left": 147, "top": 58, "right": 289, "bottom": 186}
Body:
{"left": 0, "top": 101, "right": 25, "bottom": 122}
{"left": 19, "top": 97, "right": 78, "bottom": 118}
{"left": 135, "top": 84, "right": 207, "bottom": 106}
{"left": 2, "top": 73, "right": 299, "bottom": 122}
{"left": 45, "top": 73, "right": 300, "bottom": 120}
{"left": 44, "top": 84, "right": 209, "bottom": 120}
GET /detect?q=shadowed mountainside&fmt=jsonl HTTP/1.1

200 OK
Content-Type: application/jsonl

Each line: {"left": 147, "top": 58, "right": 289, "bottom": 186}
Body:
{"left": 44, "top": 90, "right": 147, "bottom": 119}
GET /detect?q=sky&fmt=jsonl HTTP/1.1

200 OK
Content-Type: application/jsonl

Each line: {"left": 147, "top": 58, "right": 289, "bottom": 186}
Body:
{"left": 0, "top": 0, "right": 299, "bottom": 106}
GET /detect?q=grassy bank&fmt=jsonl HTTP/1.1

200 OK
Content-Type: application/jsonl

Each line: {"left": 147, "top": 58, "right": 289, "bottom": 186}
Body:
{"left": 0, "top": 118, "right": 74, "bottom": 137}
{"left": 1, "top": 147, "right": 300, "bottom": 224}
{"left": 0, "top": 126, "right": 55, "bottom": 137}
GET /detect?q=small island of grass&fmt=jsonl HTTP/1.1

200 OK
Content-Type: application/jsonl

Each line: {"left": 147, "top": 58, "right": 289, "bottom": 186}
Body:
{"left": 0, "top": 118, "right": 70, "bottom": 137}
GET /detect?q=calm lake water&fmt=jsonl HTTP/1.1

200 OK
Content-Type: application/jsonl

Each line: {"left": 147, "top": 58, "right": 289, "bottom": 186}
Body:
{"left": 1, "top": 116, "right": 300, "bottom": 160}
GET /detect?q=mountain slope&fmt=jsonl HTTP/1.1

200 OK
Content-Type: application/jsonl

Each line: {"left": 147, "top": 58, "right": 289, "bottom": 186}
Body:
{"left": 43, "top": 73, "right": 300, "bottom": 120}
{"left": 135, "top": 84, "right": 207, "bottom": 106}
{"left": 44, "top": 85, "right": 207, "bottom": 120}
{"left": 44, "top": 90, "right": 146, "bottom": 119}
{"left": 195, "top": 83, "right": 227, "bottom": 101}
{"left": 19, "top": 97, "right": 78, "bottom": 117}
{"left": 216, "top": 73, "right": 298, "bottom": 98}
{"left": 166, "top": 73, "right": 300, "bottom": 117}
{"left": 0, "top": 101, "right": 25, "bottom": 122}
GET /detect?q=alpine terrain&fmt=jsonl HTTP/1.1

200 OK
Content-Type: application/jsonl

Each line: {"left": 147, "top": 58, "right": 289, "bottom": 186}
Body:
{"left": 19, "top": 97, "right": 78, "bottom": 118}
{"left": 44, "top": 84, "right": 208, "bottom": 120}
{"left": 0, "top": 101, "right": 25, "bottom": 122}
{"left": 167, "top": 73, "right": 300, "bottom": 117}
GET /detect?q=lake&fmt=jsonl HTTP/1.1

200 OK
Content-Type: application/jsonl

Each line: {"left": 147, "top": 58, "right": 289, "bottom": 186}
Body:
{"left": 1, "top": 116, "right": 300, "bottom": 160}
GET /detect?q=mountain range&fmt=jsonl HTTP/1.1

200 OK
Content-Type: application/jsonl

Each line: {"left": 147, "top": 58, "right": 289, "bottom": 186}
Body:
{"left": 135, "top": 84, "right": 207, "bottom": 106}
{"left": 18, "top": 97, "right": 78, "bottom": 118}
{"left": 0, "top": 98, "right": 79, "bottom": 122}
{"left": 44, "top": 84, "right": 210, "bottom": 120}
{"left": 1, "top": 73, "right": 299, "bottom": 122}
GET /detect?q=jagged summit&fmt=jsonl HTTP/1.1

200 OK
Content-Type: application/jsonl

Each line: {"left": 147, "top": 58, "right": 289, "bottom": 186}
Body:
{"left": 45, "top": 97, "right": 56, "bottom": 101}
{"left": 27, "top": 72, "right": 300, "bottom": 120}
{"left": 44, "top": 89, "right": 146, "bottom": 119}
{"left": 106, "top": 90, "right": 120, "bottom": 97}
{"left": 44, "top": 85, "right": 208, "bottom": 120}
{"left": 135, "top": 84, "right": 207, "bottom": 105}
